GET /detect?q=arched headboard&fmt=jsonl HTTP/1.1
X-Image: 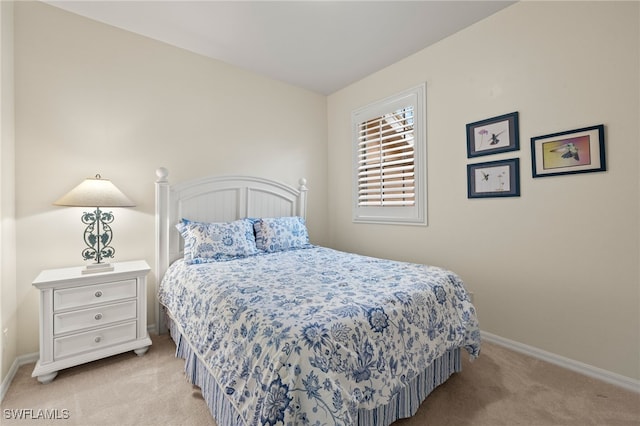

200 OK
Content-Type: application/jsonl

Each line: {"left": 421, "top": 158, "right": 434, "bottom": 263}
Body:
{"left": 154, "top": 167, "right": 308, "bottom": 331}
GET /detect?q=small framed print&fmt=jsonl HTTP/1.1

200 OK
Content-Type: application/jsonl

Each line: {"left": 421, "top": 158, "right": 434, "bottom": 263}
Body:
{"left": 466, "top": 111, "right": 519, "bottom": 158}
{"left": 531, "top": 124, "right": 605, "bottom": 178}
{"left": 467, "top": 158, "right": 520, "bottom": 198}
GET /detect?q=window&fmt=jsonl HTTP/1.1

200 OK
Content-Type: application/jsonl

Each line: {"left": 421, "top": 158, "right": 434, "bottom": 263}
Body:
{"left": 352, "top": 84, "right": 426, "bottom": 225}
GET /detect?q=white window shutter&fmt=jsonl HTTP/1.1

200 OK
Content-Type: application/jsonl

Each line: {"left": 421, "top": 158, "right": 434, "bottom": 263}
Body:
{"left": 352, "top": 84, "right": 426, "bottom": 225}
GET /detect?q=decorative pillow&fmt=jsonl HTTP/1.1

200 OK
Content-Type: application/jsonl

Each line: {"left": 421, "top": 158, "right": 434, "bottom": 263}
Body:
{"left": 176, "top": 218, "right": 259, "bottom": 264}
{"left": 254, "top": 216, "right": 312, "bottom": 253}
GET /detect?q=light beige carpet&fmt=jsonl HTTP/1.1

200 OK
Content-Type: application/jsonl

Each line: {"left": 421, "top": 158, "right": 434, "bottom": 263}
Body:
{"left": 2, "top": 333, "right": 638, "bottom": 425}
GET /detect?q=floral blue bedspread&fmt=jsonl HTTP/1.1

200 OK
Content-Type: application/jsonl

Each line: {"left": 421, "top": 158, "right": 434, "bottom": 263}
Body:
{"left": 159, "top": 246, "right": 481, "bottom": 426}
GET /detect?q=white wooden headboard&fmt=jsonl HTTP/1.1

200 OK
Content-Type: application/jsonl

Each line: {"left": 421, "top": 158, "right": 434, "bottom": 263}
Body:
{"left": 154, "top": 167, "right": 308, "bottom": 332}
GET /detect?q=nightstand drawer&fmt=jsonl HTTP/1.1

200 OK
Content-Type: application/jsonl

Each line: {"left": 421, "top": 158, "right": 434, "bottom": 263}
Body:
{"left": 54, "top": 300, "right": 137, "bottom": 335}
{"left": 54, "top": 321, "right": 137, "bottom": 359}
{"left": 54, "top": 279, "right": 136, "bottom": 311}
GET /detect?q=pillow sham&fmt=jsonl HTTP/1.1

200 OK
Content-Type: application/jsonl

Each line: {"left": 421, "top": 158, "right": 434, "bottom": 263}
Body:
{"left": 176, "top": 218, "right": 259, "bottom": 264}
{"left": 254, "top": 216, "right": 312, "bottom": 253}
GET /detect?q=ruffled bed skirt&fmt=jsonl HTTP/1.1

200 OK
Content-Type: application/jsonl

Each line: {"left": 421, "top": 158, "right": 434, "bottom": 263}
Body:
{"left": 168, "top": 317, "right": 461, "bottom": 426}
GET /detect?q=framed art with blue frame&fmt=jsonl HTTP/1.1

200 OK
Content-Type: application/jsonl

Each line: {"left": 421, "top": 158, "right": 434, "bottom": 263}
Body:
{"left": 467, "top": 158, "right": 520, "bottom": 198}
{"left": 466, "top": 111, "right": 519, "bottom": 158}
{"left": 531, "top": 124, "right": 605, "bottom": 178}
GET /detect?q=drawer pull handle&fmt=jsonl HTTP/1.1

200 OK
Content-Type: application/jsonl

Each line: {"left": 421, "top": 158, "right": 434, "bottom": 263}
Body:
{"left": 94, "top": 291, "right": 103, "bottom": 298}
{"left": 94, "top": 336, "right": 102, "bottom": 343}
{"left": 94, "top": 313, "right": 103, "bottom": 320}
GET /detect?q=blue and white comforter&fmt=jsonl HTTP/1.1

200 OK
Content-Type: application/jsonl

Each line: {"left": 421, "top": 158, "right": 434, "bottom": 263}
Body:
{"left": 159, "top": 246, "right": 480, "bottom": 425}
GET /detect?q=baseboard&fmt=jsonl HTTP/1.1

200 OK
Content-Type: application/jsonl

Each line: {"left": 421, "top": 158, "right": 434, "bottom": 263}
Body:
{"left": 3, "top": 326, "right": 162, "bottom": 393}
{"left": 0, "top": 358, "right": 19, "bottom": 403}
{"left": 2, "top": 326, "right": 158, "bottom": 402}
{"left": 3, "top": 331, "right": 638, "bottom": 402}
{"left": 481, "top": 330, "right": 640, "bottom": 393}
{"left": 0, "top": 352, "right": 38, "bottom": 403}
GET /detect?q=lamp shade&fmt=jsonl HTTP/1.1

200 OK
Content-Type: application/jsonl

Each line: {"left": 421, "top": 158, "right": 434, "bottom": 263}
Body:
{"left": 54, "top": 174, "right": 135, "bottom": 208}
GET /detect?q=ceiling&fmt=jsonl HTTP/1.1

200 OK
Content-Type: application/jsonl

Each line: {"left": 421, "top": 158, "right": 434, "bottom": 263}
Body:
{"left": 45, "top": 1, "right": 515, "bottom": 95}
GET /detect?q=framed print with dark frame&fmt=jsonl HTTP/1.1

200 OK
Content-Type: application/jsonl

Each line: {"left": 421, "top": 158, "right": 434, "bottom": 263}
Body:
{"left": 466, "top": 111, "right": 519, "bottom": 158}
{"left": 531, "top": 125, "right": 605, "bottom": 178}
{"left": 467, "top": 158, "right": 520, "bottom": 198}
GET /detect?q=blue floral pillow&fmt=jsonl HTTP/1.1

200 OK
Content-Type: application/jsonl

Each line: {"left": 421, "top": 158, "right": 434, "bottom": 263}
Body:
{"left": 176, "top": 218, "right": 259, "bottom": 264}
{"left": 254, "top": 216, "right": 312, "bottom": 253}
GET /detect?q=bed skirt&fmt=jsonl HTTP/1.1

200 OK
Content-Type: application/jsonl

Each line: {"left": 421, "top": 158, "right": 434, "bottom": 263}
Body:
{"left": 168, "top": 316, "right": 462, "bottom": 426}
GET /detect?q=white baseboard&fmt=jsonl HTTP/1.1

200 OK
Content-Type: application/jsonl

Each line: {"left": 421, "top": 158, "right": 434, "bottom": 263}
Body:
{"left": 0, "top": 352, "right": 38, "bottom": 403}
{"left": 0, "top": 359, "right": 18, "bottom": 403}
{"left": 2, "top": 326, "right": 158, "bottom": 402}
{"left": 481, "top": 330, "right": 640, "bottom": 393}
{"left": 3, "top": 331, "right": 638, "bottom": 402}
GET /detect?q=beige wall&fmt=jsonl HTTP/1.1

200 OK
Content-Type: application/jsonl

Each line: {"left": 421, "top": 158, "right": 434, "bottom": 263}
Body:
{"left": 5, "top": 0, "right": 639, "bottom": 386}
{"left": 328, "top": 1, "right": 639, "bottom": 380}
{"left": 13, "top": 2, "right": 328, "bottom": 357}
{"left": 1, "top": 0, "right": 17, "bottom": 382}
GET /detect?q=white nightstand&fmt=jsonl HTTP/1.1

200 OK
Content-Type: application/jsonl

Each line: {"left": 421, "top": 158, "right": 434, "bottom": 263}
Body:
{"left": 31, "top": 260, "right": 152, "bottom": 384}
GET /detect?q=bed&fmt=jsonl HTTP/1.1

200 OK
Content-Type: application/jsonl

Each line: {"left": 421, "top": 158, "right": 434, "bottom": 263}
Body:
{"left": 154, "top": 168, "right": 481, "bottom": 426}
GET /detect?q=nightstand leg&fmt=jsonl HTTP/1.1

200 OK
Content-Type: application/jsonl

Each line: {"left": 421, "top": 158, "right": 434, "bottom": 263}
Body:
{"left": 37, "top": 371, "right": 58, "bottom": 384}
{"left": 134, "top": 346, "right": 149, "bottom": 356}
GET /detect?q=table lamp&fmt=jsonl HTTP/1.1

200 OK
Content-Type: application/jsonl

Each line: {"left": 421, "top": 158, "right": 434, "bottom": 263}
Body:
{"left": 54, "top": 174, "right": 135, "bottom": 274}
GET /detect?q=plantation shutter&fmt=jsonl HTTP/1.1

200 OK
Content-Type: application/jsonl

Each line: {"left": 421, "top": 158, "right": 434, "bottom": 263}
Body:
{"left": 356, "top": 107, "right": 415, "bottom": 207}
{"left": 351, "top": 83, "right": 426, "bottom": 225}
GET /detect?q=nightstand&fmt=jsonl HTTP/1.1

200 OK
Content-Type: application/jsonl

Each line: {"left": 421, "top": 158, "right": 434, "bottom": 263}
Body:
{"left": 31, "top": 260, "right": 152, "bottom": 384}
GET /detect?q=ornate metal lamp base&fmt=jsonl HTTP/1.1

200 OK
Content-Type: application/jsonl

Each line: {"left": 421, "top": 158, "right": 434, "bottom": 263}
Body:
{"left": 80, "top": 207, "right": 117, "bottom": 266}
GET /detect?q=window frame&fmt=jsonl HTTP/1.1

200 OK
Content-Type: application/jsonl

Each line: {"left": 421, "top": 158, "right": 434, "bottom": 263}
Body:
{"left": 351, "top": 83, "right": 427, "bottom": 226}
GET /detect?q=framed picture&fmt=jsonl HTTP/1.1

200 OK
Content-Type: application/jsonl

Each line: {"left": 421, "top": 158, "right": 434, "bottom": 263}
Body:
{"left": 466, "top": 112, "right": 519, "bottom": 158}
{"left": 531, "top": 124, "right": 605, "bottom": 178}
{"left": 467, "top": 158, "right": 520, "bottom": 198}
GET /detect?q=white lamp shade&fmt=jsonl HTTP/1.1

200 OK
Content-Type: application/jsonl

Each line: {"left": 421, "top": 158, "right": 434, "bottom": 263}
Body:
{"left": 54, "top": 175, "right": 135, "bottom": 208}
